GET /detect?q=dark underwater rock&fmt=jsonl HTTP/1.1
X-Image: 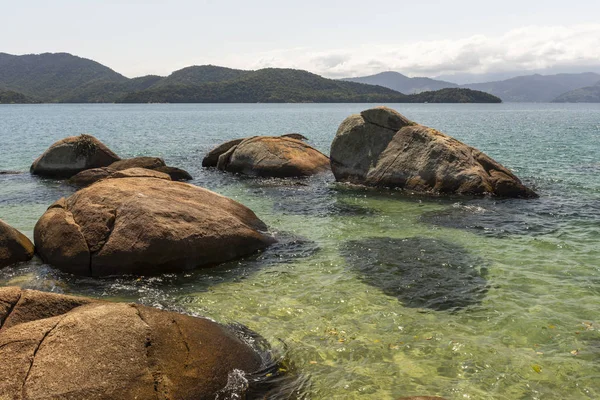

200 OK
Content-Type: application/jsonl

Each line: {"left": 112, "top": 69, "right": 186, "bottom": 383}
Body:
{"left": 340, "top": 237, "right": 488, "bottom": 311}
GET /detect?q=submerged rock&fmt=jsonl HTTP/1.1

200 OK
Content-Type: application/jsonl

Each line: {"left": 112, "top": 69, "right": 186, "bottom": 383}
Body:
{"left": 203, "top": 135, "right": 330, "bottom": 177}
{"left": 34, "top": 178, "right": 275, "bottom": 276}
{"left": 31, "top": 134, "right": 120, "bottom": 178}
{"left": 340, "top": 237, "right": 488, "bottom": 311}
{"left": 331, "top": 106, "right": 537, "bottom": 198}
{"left": 0, "top": 287, "right": 264, "bottom": 400}
{"left": 0, "top": 220, "right": 34, "bottom": 268}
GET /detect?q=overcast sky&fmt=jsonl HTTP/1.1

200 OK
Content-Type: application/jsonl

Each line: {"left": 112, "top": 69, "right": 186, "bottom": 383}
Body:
{"left": 2, "top": 0, "right": 600, "bottom": 80}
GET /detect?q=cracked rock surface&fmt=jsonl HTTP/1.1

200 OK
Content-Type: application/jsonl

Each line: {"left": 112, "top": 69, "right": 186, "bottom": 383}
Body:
{"left": 0, "top": 287, "right": 262, "bottom": 400}
{"left": 34, "top": 178, "right": 275, "bottom": 276}
{"left": 330, "top": 106, "right": 537, "bottom": 198}
{"left": 203, "top": 135, "right": 330, "bottom": 177}
{"left": 0, "top": 220, "right": 34, "bottom": 269}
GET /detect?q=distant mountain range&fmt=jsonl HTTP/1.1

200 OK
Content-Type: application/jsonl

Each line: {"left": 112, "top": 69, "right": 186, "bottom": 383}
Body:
{"left": 341, "top": 71, "right": 458, "bottom": 94}
{"left": 552, "top": 81, "right": 600, "bottom": 103}
{"left": 343, "top": 70, "right": 600, "bottom": 102}
{"left": 0, "top": 52, "right": 499, "bottom": 104}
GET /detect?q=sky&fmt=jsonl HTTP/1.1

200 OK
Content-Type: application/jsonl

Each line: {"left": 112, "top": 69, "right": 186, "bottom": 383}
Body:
{"left": 2, "top": 0, "right": 600, "bottom": 82}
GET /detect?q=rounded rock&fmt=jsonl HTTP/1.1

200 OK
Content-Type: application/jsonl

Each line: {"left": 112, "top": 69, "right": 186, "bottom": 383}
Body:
{"left": 0, "top": 287, "right": 263, "bottom": 400}
{"left": 31, "top": 135, "right": 120, "bottom": 178}
{"left": 34, "top": 178, "right": 275, "bottom": 276}
{"left": 0, "top": 220, "right": 35, "bottom": 268}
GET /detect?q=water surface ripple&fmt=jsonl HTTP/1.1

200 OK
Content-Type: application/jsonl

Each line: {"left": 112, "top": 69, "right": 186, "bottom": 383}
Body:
{"left": 1, "top": 103, "right": 599, "bottom": 399}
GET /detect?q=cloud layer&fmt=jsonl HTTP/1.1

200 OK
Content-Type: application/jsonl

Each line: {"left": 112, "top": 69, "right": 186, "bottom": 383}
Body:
{"left": 220, "top": 24, "right": 600, "bottom": 79}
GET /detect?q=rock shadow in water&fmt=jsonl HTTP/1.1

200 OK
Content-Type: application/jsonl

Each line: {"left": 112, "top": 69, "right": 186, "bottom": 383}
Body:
{"left": 340, "top": 237, "right": 488, "bottom": 311}
{"left": 18, "top": 231, "right": 320, "bottom": 305}
{"left": 420, "top": 198, "right": 563, "bottom": 238}
{"left": 246, "top": 176, "right": 376, "bottom": 218}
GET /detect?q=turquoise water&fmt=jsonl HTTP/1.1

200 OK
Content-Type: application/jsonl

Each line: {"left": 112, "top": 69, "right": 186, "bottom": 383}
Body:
{"left": 1, "top": 103, "right": 599, "bottom": 399}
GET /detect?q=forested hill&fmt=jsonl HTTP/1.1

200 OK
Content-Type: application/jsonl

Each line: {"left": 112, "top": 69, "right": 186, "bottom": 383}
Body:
{"left": 0, "top": 89, "right": 39, "bottom": 104}
{"left": 552, "top": 81, "right": 600, "bottom": 103}
{"left": 0, "top": 52, "right": 501, "bottom": 103}
{"left": 119, "top": 68, "right": 410, "bottom": 103}
{"left": 0, "top": 52, "right": 127, "bottom": 100}
{"left": 404, "top": 88, "right": 502, "bottom": 103}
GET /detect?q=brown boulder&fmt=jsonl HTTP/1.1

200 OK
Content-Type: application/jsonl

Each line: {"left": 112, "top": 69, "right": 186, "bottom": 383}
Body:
{"left": 0, "top": 220, "right": 34, "bottom": 268}
{"left": 281, "top": 133, "right": 309, "bottom": 141}
{"left": 110, "top": 167, "right": 171, "bottom": 180}
{"left": 0, "top": 287, "right": 263, "bottom": 400}
{"left": 202, "top": 138, "right": 245, "bottom": 167}
{"left": 34, "top": 178, "right": 274, "bottom": 276}
{"left": 67, "top": 167, "right": 113, "bottom": 187}
{"left": 154, "top": 165, "right": 193, "bottom": 181}
{"left": 30, "top": 135, "right": 120, "bottom": 178}
{"left": 109, "top": 156, "right": 166, "bottom": 171}
{"left": 108, "top": 157, "right": 193, "bottom": 181}
{"left": 331, "top": 106, "right": 537, "bottom": 198}
{"left": 205, "top": 136, "right": 330, "bottom": 177}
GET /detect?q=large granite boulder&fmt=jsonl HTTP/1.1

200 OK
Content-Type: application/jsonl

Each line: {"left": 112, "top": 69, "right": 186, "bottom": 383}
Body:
{"left": 331, "top": 107, "right": 537, "bottom": 198}
{"left": 0, "top": 220, "right": 34, "bottom": 268}
{"left": 31, "top": 135, "right": 120, "bottom": 178}
{"left": 0, "top": 287, "right": 263, "bottom": 400}
{"left": 34, "top": 178, "right": 274, "bottom": 276}
{"left": 203, "top": 135, "right": 330, "bottom": 177}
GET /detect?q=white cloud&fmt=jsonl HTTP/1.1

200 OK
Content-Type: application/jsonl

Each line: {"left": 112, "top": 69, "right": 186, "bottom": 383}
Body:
{"left": 217, "top": 24, "right": 600, "bottom": 78}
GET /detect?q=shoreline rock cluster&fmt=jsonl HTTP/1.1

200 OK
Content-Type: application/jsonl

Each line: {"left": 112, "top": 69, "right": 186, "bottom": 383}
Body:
{"left": 0, "top": 106, "right": 534, "bottom": 399}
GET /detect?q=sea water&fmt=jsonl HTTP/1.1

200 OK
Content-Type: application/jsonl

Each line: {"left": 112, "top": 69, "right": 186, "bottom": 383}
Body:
{"left": 1, "top": 103, "right": 599, "bottom": 399}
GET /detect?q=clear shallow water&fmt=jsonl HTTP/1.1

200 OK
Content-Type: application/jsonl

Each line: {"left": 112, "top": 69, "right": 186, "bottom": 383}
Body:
{"left": 1, "top": 103, "right": 600, "bottom": 399}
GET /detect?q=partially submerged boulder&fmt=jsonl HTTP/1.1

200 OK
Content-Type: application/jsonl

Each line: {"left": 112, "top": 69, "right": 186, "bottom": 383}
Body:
{"left": 281, "top": 133, "right": 309, "bottom": 141}
{"left": 110, "top": 167, "right": 171, "bottom": 180}
{"left": 107, "top": 157, "right": 192, "bottom": 181}
{"left": 31, "top": 135, "right": 120, "bottom": 178}
{"left": 202, "top": 138, "right": 244, "bottom": 167}
{"left": 0, "top": 287, "right": 263, "bottom": 400}
{"left": 109, "top": 156, "right": 166, "bottom": 171}
{"left": 67, "top": 167, "right": 113, "bottom": 187}
{"left": 204, "top": 135, "right": 330, "bottom": 177}
{"left": 0, "top": 220, "right": 34, "bottom": 268}
{"left": 34, "top": 178, "right": 275, "bottom": 276}
{"left": 330, "top": 107, "right": 537, "bottom": 198}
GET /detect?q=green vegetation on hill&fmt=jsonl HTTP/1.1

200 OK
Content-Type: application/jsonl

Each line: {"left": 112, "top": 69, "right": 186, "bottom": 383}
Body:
{"left": 0, "top": 52, "right": 502, "bottom": 104}
{"left": 0, "top": 52, "right": 127, "bottom": 101}
{"left": 119, "top": 68, "right": 409, "bottom": 103}
{"left": 552, "top": 82, "right": 600, "bottom": 103}
{"left": 0, "top": 89, "right": 39, "bottom": 104}
{"left": 405, "top": 88, "right": 501, "bottom": 103}
{"left": 151, "top": 65, "right": 248, "bottom": 88}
